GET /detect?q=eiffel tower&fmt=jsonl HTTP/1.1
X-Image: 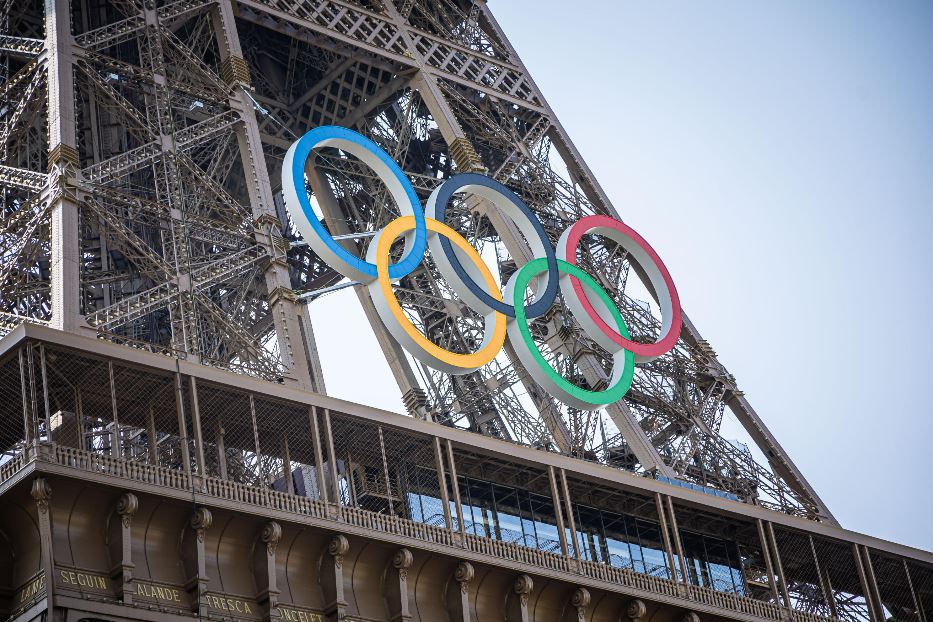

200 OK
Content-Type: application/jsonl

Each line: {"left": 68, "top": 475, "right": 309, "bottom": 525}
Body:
{"left": 0, "top": 2, "right": 929, "bottom": 622}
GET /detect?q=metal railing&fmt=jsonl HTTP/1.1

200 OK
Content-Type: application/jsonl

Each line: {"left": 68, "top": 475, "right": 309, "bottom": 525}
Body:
{"left": 0, "top": 442, "right": 845, "bottom": 622}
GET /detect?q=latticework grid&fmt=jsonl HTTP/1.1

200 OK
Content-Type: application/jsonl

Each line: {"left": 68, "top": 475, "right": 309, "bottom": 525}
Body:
{"left": 328, "top": 411, "right": 447, "bottom": 520}
{"left": 811, "top": 535, "right": 873, "bottom": 622}
{"left": 870, "top": 549, "right": 926, "bottom": 622}
{"left": 773, "top": 526, "right": 833, "bottom": 616}
{"left": 8, "top": 343, "right": 190, "bottom": 470}
{"left": 0, "top": 336, "right": 927, "bottom": 618}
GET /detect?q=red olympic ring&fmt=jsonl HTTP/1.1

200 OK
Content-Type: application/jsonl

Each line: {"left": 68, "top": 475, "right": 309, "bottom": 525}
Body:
{"left": 559, "top": 215, "right": 683, "bottom": 362}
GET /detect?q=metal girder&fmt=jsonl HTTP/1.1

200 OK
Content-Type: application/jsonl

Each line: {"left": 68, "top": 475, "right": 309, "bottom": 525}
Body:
{"left": 0, "top": 0, "right": 834, "bottom": 524}
{"left": 0, "top": 35, "right": 43, "bottom": 58}
{"left": 0, "top": 0, "right": 327, "bottom": 384}
{"left": 234, "top": 0, "right": 546, "bottom": 113}
{"left": 74, "top": 0, "right": 214, "bottom": 51}
{"left": 0, "top": 164, "right": 46, "bottom": 192}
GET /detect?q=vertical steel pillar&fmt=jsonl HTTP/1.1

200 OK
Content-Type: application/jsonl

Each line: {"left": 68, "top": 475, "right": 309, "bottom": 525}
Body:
{"left": 188, "top": 377, "right": 206, "bottom": 477}
{"left": 766, "top": 522, "right": 792, "bottom": 609}
{"left": 281, "top": 433, "right": 294, "bottom": 495}
{"left": 216, "top": 421, "right": 228, "bottom": 480}
{"left": 377, "top": 427, "right": 394, "bottom": 516}
{"left": 322, "top": 409, "right": 341, "bottom": 506}
{"left": 903, "top": 560, "right": 925, "bottom": 622}
{"left": 432, "top": 436, "right": 453, "bottom": 530}
{"left": 108, "top": 361, "right": 120, "bottom": 457}
{"left": 19, "top": 349, "right": 32, "bottom": 446}
{"left": 45, "top": 0, "right": 83, "bottom": 332}
{"left": 558, "top": 469, "right": 580, "bottom": 562}
{"left": 547, "top": 465, "right": 569, "bottom": 558}
{"left": 755, "top": 519, "right": 781, "bottom": 604}
{"left": 39, "top": 345, "right": 50, "bottom": 436}
{"left": 210, "top": 0, "right": 319, "bottom": 389}
{"left": 75, "top": 389, "right": 84, "bottom": 450}
{"left": 854, "top": 543, "right": 880, "bottom": 622}
{"left": 665, "top": 496, "right": 690, "bottom": 584}
{"left": 445, "top": 439, "right": 466, "bottom": 541}
{"left": 655, "top": 493, "right": 678, "bottom": 581}
{"left": 809, "top": 535, "right": 838, "bottom": 618}
{"left": 27, "top": 346, "right": 38, "bottom": 441}
{"left": 309, "top": 406, "right": 329, "bottom": 503}
{"left": 146, "top": 405, "right": 158, "bottom": 465}
{"left": 174, "top": 372, "right": 192, "bottom": 477}
{"left": 861, "top": 545, "right": 886, "bottom": 622}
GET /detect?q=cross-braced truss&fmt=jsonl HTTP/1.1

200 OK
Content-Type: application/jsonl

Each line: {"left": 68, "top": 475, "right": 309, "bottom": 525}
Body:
{"left": 0, "top": 0, "right": 834, "bottom": 522}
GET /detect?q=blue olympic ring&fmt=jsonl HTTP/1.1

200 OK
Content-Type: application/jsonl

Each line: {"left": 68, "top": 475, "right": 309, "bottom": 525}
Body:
{"left": 286, "top": 125, "right": 427, "bottom": 280}
{"left": 426, "top": 173, "right": 559, "bottom": 319}
{"left": 284, "top": 126, "right": 684, "bottom": 409}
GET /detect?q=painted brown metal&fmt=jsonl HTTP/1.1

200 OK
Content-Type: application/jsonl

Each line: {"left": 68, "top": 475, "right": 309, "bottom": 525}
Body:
{"left": 1, "top": 1, "right": 931, "bottom": 621}
{"left": 0, "top": 328, "right": 929, "bottom": 622}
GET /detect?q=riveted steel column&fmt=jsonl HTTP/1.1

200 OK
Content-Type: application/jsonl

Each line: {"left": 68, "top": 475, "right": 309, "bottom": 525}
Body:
{"left": 45, "top": 0, "right": 83, "bottom": 332}
{"left": 323, "top": 408, "right": 341, "bottom": 507}
{"left": 766, "top": 522, "right": 792, "bottom": 609}
{"left": 853, "top": 543, "right": 880, "bottom": 622}
{"left": 210, "top": 0, "right": 317, "bottom": 389}
{"left": 445, "top": 439, "right": 466, "bottom": 541}
{"left": 655, "top": 493, "right": 678, "bottom": 581}
{"left": 309, "top": 406, "right": 329, "bottom": 504}
{"left": 147, "top": 405, "right": 158, "bottom": 465}
{"left": 810, "top": 534, "right": 837, "bottom": 618}
{"left": 108, "top": 361, "right": 120, "bottom": 457}
{"left": 189, "top": 376, "right": 206, "bottom": 477}
{"left": 174, "top": 372, "right": 192, "bottom": 477}
{"left": 559, "top": 468, "right": 580, "bottom": 563}
{"left": 755, "top": 518, "right": 780, "bottom": 604}
{"left": 433, "top": 436, "right": 453, "bottom": 530}
{"left": 281, "top": 433, "right": 294, "bottom": 495}
{"left": 860, "top": 545, "right": 885, "bottom": 622}
{"left": 665, "top": 496, "right": 689, "bottom": 584}
{"left": 216, "top": 420, "right": 228, "bottom": 481}
{"left": 31, "top": 479, "right": 55, "bottom": 610}
{"left": 903, "top": 559, "right": 925, "bottom": 622}
{"left": 19, "top": 349, "right": 32, "bottom": 446}
{"left": 547, "top": 465, "right": 569, "bottom": 558}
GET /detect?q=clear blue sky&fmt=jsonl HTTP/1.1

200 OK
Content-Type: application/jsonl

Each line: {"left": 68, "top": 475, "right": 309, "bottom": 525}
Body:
{"left": 308, "top": 1, "right": 933, "bottom": 551}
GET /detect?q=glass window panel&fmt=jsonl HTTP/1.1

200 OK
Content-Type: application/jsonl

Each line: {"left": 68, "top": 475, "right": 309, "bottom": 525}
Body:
{"left": 732, "top": 567, "right": 748, "bottom": 597}
{"left": 419, "top": 493, "right": 445, "bottom": 527}
{"left": 708, "top": 562, "right": 736, "bottom": 592}
{"left": 642, "top": 545, "right": 671, "bottom": 579}
{"left": 681, "top": 532, "right": 706, "bottom": 586}
{"left": 407, "top": 492, "right": 424, "bottom": 523}
{"left": 496, "top": 510, "right": 524, "bottom": 544}
{"left": 632, "top": 519, "right": 671, "bottom": 579}
{"left": 534, "top": 520, "right": 561, "bottom": 553}
{"left": 605, "top": 537, "right": 635, "bottom": 570}
{"left": 572, "top": 504, "right": 603, "bottom": 563}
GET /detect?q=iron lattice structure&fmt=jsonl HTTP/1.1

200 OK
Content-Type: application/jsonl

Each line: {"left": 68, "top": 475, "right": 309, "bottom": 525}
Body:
{"left": 0, "top": 0, "right": 833, "bottom": 522}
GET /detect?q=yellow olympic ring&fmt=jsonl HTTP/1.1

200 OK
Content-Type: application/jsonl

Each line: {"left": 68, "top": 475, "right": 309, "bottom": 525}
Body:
{"left": 367, "top": 215, "right": 507, "bottom": 374}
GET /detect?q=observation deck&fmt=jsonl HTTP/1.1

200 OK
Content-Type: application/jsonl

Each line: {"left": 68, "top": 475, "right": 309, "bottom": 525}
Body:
{"left": 0, "top": 324, "right": 930, "bottom": 622}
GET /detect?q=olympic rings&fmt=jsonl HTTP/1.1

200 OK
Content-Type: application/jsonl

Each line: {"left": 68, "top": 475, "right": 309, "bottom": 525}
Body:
{"left": 283, "top": 126, "right": 684, "bottom": 410}
{"left": 282, "top": 125, "right": 427, "bottom": 283}
{"left": 505, "top": 258, "right": 635, "bottom": 411}
{"left": 557, "top": 215, "right": 682, "bottom": 363}
{"left": 426, "top": 173, "right": 559, "bottom": 319}
{"left": 366, "top": 216, "right": 507, "bottom": 376}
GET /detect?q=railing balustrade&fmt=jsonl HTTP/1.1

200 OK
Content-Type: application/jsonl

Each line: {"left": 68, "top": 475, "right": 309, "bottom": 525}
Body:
{"left": 0, "top": 443, "right": 842, "bottom": 622}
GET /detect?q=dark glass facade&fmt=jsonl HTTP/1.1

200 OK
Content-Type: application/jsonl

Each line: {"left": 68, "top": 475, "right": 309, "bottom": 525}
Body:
{"left": 404, "top": 466, "right": 747, "bottom": 595}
